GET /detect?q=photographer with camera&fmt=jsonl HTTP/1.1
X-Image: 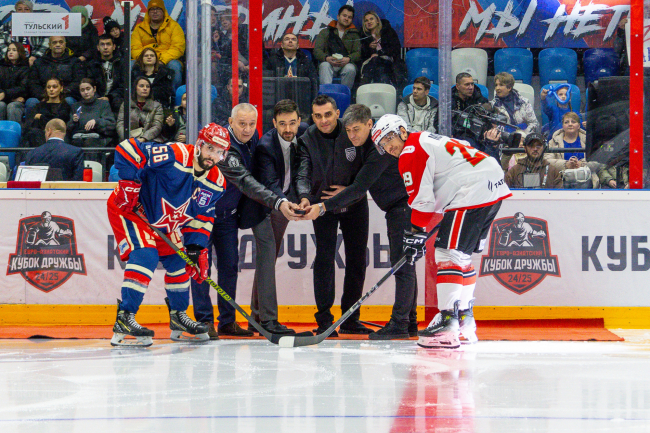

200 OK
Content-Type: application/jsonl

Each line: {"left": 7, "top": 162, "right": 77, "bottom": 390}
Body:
{"left": 505, "top": 133, "right": 563, "bottom": 189}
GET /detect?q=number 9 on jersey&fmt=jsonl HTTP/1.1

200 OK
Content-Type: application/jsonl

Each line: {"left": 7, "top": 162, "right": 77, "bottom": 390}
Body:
{"left": 403, "top": 171, "right": 413, "bottom": 187}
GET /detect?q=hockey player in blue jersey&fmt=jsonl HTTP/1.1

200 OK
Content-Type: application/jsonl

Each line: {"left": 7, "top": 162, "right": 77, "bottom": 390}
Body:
{"left": 107, "top": 123, "right": 230, "bottom": 347}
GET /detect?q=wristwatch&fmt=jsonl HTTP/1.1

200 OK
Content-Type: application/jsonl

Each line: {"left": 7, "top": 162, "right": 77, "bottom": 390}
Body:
{"left": 318, "top": 203, "right": 325, "bottom": 216}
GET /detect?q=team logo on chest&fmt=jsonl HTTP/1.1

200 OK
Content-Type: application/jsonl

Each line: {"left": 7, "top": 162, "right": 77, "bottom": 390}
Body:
{"left": 194, "top": 188, "right": 213, "bottom": 207}
{"left": 153, "top": 198, "right": 193, "bottom": 232}
{"left": 345, "top": 147, "right": 356, "bottom": 162}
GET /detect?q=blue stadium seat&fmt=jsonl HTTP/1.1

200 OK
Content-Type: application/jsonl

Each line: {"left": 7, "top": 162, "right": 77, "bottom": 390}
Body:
{"left": 494, "top": 48, "right": 533, "bottom": 85}
{"left": 319, "top": 84, "right": 351, "bottom": 116}
{"left": 402, "top": 83, "right": 439, "bottom": 100}
{"left": 476, "top": 83, "right": 489, "bottom": 99}
{"left": 583, "top": 48, "right": 620, "bottom": 86}
{"left": 0, "top": 120, "right": 21, "bottom": 169}
{"left": 175, "top": 85, "right": 218, "bottom": 106}
{"left": 539, "top": 48, "right": 578, "bottom": 86}
{"left": 300, "top": 49, "right": 313, "bottom": 62}
{"left": 540, "top": 83, "right": 581, "bottom": 127}
{"left": 406, "top": 48, "right": 439, "bottom": 84}
{"left": 402, "top": 84, "right": 413, "bottom": 98}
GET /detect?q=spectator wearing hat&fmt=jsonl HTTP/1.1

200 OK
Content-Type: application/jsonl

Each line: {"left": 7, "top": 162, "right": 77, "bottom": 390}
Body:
{"left": 66, "top": 6, "right": 99, "bottom": 62}
{"left": 505, "top": 133, "right": 563, "bottom": 189}
{"left": 0, "top": 0, "right": 49, "bottom": 66}
{"left": 103, "top": 17, "right": 124, "bottom": 55}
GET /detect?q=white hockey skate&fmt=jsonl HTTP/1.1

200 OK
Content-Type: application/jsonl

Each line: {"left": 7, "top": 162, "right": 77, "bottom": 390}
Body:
{"left": 459, "top": 299, "right": 478, "bottom": 344}
{"left": 165, "top": 297, "right": 209, "bottom": 343}
{"left": 417, "top": 301, "right": 460, "bottom": 349}
{"left": 111, "top": 299, "right": 154, "bottom": 348}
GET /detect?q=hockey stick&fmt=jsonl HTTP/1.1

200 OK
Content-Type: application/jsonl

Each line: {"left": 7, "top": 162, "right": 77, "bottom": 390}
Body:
{"left": 277, "top": 226, "right": 440, "bottom": 348}
{"left": 133, "top": 209, "right": 291, "bottom": 345}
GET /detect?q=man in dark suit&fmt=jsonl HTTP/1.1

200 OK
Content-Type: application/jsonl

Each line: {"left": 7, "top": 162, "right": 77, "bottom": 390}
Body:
{"left": 25, "top": 119, "right": 84, "bottom": 181}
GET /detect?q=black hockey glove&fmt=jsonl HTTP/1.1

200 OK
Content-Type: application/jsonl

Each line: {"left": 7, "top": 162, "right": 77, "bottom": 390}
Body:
{"left": 403, "top": 229, "right": 428, "bottom": 265}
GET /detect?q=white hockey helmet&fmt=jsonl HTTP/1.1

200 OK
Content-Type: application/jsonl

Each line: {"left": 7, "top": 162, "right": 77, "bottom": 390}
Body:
{"left": 371, "top": 114, "right": 407, "bottom": 155}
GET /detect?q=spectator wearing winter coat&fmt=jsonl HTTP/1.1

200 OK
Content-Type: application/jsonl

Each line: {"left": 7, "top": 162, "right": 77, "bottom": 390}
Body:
{"left": 86, "top": 34, "right": 125, "bottom": 114}
{"left": 313, "top": 5, "right": 361, "bottom": 89}
{"left": 162, "top": 92, "right": 186, "bottom": 142}
{"left": 359, "top": 12, "right": 405, "bottom": 87}
{"left": 0, "top": 42, "right": 29, "bottom": 122}
{"left": 117, "top": 76, "right": 164, "bottom": 142}
{"left": 451, "top": 72, "right": 488, "bottom": 131}
{"left": 397, "top": 76, "right": 438, "bottom": 133}
{"left": 131, "top": 47, "right": 174, "bottom": 109}
{"left": 505, "top": 134, "right": 563, "bottom": 189}
{"left": 490, "top": 72, "right": 539, "bottom": 134}
{"left": 66, "top": 6, "right": 99, "bottom": 62}
{"left": 540, "top": 84, "right": 584, "bottom": 136}
{"left": 212, "top": 77, "right": 248, "bottom": 126}
{"left": 0, "top": 0, "right": 48, "bottom": 66}
{"left": 131, "top": 0, "right": 185, "bottom": 90}
{"left": 103, "top": 17, "right": 124, "bottom": 56}
{"left": 23, "top": 77, "right": 71, "bottom": 148}
{"left": 26, "top": 36, "right": 84, "bottom": 114}
{"left": 263, "top": 33, "right": 319, "bottom": 102}
{"left": 67, "top": 78, "right": 116, "bottom": 147}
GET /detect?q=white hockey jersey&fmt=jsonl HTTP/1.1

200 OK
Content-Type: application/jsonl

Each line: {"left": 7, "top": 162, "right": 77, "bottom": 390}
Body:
{"left": 398, "top": 132, "right": 511, "bottom": 228}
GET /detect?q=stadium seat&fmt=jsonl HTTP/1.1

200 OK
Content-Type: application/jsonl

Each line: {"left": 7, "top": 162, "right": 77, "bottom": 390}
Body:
{"left": 175, "top": 85, "right": 218, "bottom": 106}
{"left": 476, "top": 83, "right": 489, "bottom": 99}
{"left": 401, "top": 83, "right": 439, "bottom": 100}
{"left": 84, "top": 161, "right": 103, "bottom": 182}
{"left": 539, "top": 48, "right": 578, "bottom": 86}
{"left": 513, "top": 83, "right": 535, "bottom": 106}
{"left": 405, "top": 48, "right": 438, "bottom": 84}
{"left": 540, "top": 83, "right": 581, "bottom": 127}
{"left": 494, "top": 48, "right": 533, "bottom": 85}
{"left": 356, "top": 84, "right": 397, "bottom": 118}
{"left": 0, "top": 158, "right": 7, "bottom": 182}
{"left": 0, "top": 120, "right": 21, "bottom": 169}
{"left": 300, "top": 49, "right": 313, "bottom": 62}
{"left": 451, "top": 48, "right": 488, "bottom": 86}
{"left": 402, "top": 84, "right": 413, "bottom": 98}
{"left": 583, "top": 48, "right": 620, "bottom": 86}
{"left": 319, "top": 84, "right": 351, "bottom": 117}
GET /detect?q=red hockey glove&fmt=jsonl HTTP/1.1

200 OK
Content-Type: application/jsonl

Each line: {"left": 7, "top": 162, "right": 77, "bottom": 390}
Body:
{"left": 113, "top": 180, "right": 141, "bottom": 212}
{"left": 185, "top": 245, "right": 209, "bottom": 284}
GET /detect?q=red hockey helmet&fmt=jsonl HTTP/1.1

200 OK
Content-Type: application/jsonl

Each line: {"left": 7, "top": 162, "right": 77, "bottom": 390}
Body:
{"left": 196, "top": 123, "right": 230, "bottom": 161}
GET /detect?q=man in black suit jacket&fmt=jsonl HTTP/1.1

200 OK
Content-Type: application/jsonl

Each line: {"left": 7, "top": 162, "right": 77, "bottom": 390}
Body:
{"left": 25, "top": 119, "right": 84, "bottom": 181}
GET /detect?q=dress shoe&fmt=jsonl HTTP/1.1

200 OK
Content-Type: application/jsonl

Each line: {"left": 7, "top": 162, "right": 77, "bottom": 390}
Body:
{"left": 205, "top": 322, "right": 219, "bottom": 340}
{"left": 218, "top": 321, "right": 254, "bottom": 337}
{"left": 408, "top": 320, "right": 419, "bottom": 337}
{"left": 261, "top": 320, "right": 296, "bottom": 335}
{"left": 369, "top": 319, "right": 409, "bottom": 340}
{"left": 339, "top": 319, "right": 373, "bottom": 335}
{"left": 313, "top": 323, "right": 338, "bottom": 338}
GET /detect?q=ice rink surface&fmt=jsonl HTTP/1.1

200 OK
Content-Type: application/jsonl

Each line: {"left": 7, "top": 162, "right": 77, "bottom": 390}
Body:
{"left": 1, "top": 331, "right": 649, "bottom": 433}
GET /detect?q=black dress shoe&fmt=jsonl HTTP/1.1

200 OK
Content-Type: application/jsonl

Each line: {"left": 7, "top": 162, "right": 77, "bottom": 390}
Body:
{"left": 261, "top": 320, "right": 296, "bottom": 335}
{"left": 369, "top": 319, "right": 409, "bottom": 340}
{"left": 408, "top": 320, "right": 419, "bottom": 337}
{"left": 204, "top": 322, "right": 220, "bottom": 340}
{"left": 313, "top": 323, "right": 338, "bottom": 338}
{"left": 339, "top": 319, "right": 373, "bottom": 335}
{"left": 218, "top": 322, "right": 254, "bottom": 337}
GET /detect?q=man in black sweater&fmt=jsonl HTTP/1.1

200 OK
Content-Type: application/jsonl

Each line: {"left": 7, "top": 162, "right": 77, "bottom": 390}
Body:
{"left": 295, "top": 95, "right": 372, "bottom": 336}
{"left": 303, "top": 104, "right": 418, "bottom": 339}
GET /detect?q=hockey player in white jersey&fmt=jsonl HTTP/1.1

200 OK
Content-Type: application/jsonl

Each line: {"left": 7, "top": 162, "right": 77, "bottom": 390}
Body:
{"left": 371, "top": 114, "right": 511, "bottom": 349}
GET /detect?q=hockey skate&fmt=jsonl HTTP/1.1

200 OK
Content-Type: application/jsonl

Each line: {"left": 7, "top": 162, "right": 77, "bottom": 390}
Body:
{"left": 165, "top": 297, "right": 209, "bottom": 343}
{"left": 417, "top": 301, "right": 460, "bottom": 349}
{"left": 459, "top": 299, "right": 478, "bottom": 344}
{"left": 111, "top": 299, "right": 154, "bottom": 348}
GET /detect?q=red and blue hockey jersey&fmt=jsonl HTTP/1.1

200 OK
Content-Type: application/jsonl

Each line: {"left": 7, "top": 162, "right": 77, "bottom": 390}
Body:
{"left": 114, "top": 138, "right": 226, "bottom": 248}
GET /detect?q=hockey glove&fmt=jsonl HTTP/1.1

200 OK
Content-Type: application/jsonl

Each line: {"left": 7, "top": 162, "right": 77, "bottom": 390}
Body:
{"left": 403, "top": 229, "right": 428, "bottom": 265}
{"left": 185, "top": 245, "right": 209, "bottom": 284}
{"left": 113, "top": 180, "right": 141, "bottom": 212}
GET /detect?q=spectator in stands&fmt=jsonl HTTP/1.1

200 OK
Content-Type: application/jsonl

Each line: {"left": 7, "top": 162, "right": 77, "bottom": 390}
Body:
{"left": 86, "top": 34, "right": 125, "bottom": 114}
{"left": 0, "top": 0, "right": 49, "bottom": 66}
{"left": 491, "top": 72, "right": 538, "bottom": 134}
{"left": 25, "top": 119, "right": 84, "bottom": 181}
{"left": 505, "top": 133, "right": 562, "bottom": 189}
{"left": 131, "top": 0, "right": 185, "bottom": 90}
{"left": 397, "top": 76, "right": 438, "bottom": 133}
{"left": 540, "top": 84, "right": 584, "bottom": 136}
{"left": 103, "top": 17, "right": 124, "bottom": 56}
{"left": 264, "top": 33, "right": 319, "bottom": 100}
{"left": 313, "top": 5, "right": 361, "bottom": 90}
{"left": 23, "top": 77, "right": 71, "bottom": 148}
{"left": 67, "top": 6, "right": 99, "bottom": 62}
{"left": 27, "top": 36, "right": 84, "bottom": 114}
{"left": 615, "top": 15, "right": 629, "bottom": 76}
{"left": 214, "top": 11, "right": 249, "bottom": 82}
{"left": 131, "top": 47, "right": 174, "bottom": 109}
{"left": 67, "top": 78, "right": 116, "bottom": 147}
{"left": 117, "top": 76, "right": 164, "bottom": 142}
{"left": 598, "top": 165, "right": 631, "bottom": 189}
{"left": 452, "top": 72, "right": 487, "bottom": 127}
{"left": 0, "top": 42, "right": 29, "bottom": 123}
{"left": 212, "top": 76, "right": 247, "bottom": 126}
{"left": 359, "top": 11, "right": 405, "bottom": 87}
{"left": 162, "top": 92, "right": 186, "bottom": 142}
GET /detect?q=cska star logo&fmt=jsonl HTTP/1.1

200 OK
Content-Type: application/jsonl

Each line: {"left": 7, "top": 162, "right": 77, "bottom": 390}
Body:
{"left": 152, "top": 198, "right": 193, "bottom": 233}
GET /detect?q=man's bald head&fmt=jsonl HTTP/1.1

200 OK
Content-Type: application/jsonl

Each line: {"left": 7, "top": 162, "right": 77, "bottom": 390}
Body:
{"left": 45, "top": 118, "right": 66, "bottom": 140}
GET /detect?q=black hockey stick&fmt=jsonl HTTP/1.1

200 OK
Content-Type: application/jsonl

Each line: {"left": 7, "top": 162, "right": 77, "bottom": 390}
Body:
{"left": 277, "top": 226, "right": 440, "bottom": 348}
{"left": 133, "top": 209, "right": 292, "bottom": 345}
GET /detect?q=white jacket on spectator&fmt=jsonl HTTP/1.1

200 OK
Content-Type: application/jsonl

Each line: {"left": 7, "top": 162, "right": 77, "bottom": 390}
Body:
{"left": 397, "top": 94, "right": 438, "bottom": 134}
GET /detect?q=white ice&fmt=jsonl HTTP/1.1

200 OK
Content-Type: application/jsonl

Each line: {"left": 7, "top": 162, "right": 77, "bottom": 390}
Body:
{"left": 0, "top": 332, "right": 649, "bottom": 432}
